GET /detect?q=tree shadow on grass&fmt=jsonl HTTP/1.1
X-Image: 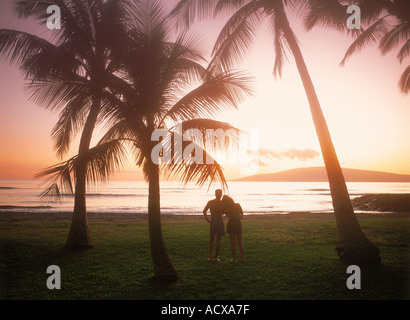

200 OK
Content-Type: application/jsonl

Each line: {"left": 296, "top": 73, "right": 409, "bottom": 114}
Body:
{"left": 1, "top": 238, "right": 96, "bottom": 298}
{"left": 359, "top": 263, "right": 409, "bottom": 299}
{"left": 325, "top": 258, "right": 410, "bottom": 300}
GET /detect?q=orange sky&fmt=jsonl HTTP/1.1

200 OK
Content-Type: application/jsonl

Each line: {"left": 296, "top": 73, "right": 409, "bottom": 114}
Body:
{"left": 1, "top": 0, "right": 409, "bottom": 181}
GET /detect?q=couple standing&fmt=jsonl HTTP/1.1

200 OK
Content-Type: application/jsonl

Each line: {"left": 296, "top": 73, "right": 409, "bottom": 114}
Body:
{"left": 203, "top": 189, "right": 245, "bottom": 262}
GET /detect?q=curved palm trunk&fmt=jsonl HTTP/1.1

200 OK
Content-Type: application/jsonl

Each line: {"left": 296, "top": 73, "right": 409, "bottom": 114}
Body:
{"left": 147, "top": 160, "right": 179, "bottom": 282}
{"left": 64, "top": 97, "right": 100, "bottom": 250}
{"left": 279, "top": 8, "right": 380, "bottom": 265}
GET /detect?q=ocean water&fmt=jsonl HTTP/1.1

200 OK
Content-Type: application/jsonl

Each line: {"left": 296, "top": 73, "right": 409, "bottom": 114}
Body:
{"left": 0, "top": 179, "right": 409, "bottom": 215}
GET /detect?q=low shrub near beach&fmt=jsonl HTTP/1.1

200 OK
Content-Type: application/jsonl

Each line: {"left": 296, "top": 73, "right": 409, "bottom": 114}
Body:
{"left": 0, "top": 215, "right": 409, "bottom": 299}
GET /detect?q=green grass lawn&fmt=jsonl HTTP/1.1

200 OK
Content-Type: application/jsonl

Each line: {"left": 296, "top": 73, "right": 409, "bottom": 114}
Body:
{"left": 1, "top": 216, "right": 409, "bottom": 300}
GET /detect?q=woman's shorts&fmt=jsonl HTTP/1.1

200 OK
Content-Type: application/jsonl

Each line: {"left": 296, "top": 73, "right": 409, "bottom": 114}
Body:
{"left": 227, "top": 218, "right": 242, "bottom": 234}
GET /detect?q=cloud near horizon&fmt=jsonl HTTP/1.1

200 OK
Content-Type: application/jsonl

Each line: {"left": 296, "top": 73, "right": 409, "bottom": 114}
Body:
{"left": 257, "top": 148, "right": 320, "bottom": 166}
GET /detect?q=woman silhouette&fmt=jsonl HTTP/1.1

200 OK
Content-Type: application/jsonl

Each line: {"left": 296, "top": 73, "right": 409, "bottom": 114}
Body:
{"left": 222, "top": 195, "right": 245, "bottom": 262}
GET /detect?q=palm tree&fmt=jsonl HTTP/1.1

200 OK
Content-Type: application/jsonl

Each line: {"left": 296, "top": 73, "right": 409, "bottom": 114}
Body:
{"left": 0, "top": 0, "right": 128, "bottom": 249}
{"left": 96, "top": 0, "right": 254, "bottom": 282}
{"left": 302, "top": 0, "right": 409, "bottom": 94}
{"left": 172, "top": 0, "right": 381, "bottom": 265}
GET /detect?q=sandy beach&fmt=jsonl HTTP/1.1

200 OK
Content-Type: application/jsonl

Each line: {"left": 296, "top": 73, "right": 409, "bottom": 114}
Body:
{"left": 1, "top": 210, "right": 409, "bottom": 224}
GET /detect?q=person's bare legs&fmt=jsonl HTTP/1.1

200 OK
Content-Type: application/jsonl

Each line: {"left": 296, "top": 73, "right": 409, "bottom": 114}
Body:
{"left": 236, "top": 234, "right": 245, "bottom": 262}
{"left": 215, "top": 236, "right": 222, "bottom": 261}
{"left": 208, "top": 233, "right": 215, "bottom": 260}
{"left": 229, "top": 233, "right": 236, "bottom": 261}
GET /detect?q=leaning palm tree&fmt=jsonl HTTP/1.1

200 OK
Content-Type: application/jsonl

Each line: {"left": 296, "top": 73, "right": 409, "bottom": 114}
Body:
{"left": 95, "top": 0, "right": 254, "bottom": 282}
{"left": 0, "top": 0, "right": 129, "bottom": 249}
{"left": 302, "top": 0, "right": 409, "bottom": 94}
{"left": 172, "top": 0, "right": 381, "bottom": 265}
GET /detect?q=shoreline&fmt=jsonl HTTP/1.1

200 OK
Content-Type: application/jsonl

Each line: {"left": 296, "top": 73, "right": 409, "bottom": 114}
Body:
{"left": 1, "top": 210, "right": 409, "bottom": 223}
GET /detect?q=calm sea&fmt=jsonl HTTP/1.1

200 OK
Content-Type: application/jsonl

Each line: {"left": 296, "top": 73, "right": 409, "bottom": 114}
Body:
{"left": 0, "top": 179, "right": 409, "bottom": 215}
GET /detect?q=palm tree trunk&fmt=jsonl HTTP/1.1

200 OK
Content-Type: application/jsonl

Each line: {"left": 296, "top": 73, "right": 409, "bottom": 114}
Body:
{"left": 147, "top": 160, "right": 179, "bottom": 282}
{"left": 64, "top": 98, "right": 100, "bottom": 250}
{"left": 279, "top": 8, "right": 380, "bottom": 265}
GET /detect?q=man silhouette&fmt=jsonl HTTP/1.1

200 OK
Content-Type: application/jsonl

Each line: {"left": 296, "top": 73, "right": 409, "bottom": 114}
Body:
{"left": 203, "top": 189, "right": 225, "bottom": 261}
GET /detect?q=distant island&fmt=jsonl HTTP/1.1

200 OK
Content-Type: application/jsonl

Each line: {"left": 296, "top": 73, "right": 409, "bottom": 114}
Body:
{"left": 233, "top": 167, "right": 410, "bottom": 182}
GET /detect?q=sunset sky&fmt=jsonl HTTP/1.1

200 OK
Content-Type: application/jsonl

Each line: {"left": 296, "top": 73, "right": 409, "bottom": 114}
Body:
{"left": 1, "top": 0, "right": 409, "bottom": 181}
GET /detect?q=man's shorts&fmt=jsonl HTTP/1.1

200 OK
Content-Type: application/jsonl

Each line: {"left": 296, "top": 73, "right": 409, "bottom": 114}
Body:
{"left": 210, "top": 219, "right": 225, "bottom": 237}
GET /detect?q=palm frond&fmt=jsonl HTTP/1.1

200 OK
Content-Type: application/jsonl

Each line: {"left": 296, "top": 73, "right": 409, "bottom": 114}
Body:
{"left": 20, "top": 40, "right": 82, "bottom": 81}
{"left": 25, "top": 77, "right": 94, "bottom": 111}
{"left": 214, "top": 0, "right": 251, "bottom": 16}
{"left": 303, "top": 0, "right": 355, "bottom": 33}
{"left": 209, "top": 1, "right": 262, "bottom": 74}
{"left": 153, "top": 32, "right": 209, "bottom": 117}
{"left": 170, "top": 0, "right": 219, "bottom": 29}
{"left": 397, "top": 39, "right": 410, "bottom": 63}
{"left": 340, "top": 16, "right": 391, "bottom": 66}
{"left": 36, "top": 139, "right": 128, "bottom": 202}
{"left": 173, "top": 159, "right": 228, "bottom": 192}
{"left": 355, "top": 0, "right": 395, "bottom": 25}
{"left": 98, "top": 119, "right": 145, "bottom": 151}
{"left": 160, "top": 55, "right": 208, "bottom": 107}
{"left": 162, "top": 31, "right": 208, "bottom": 85}
{"left": 151, "top": 120, "right": 241, "bottom": 191}
{"left": 47, "top": 74, "right": 137, "bottom": 159}
{"left": 399, "top": 64, "right": 410, "bottom": 94}
{"left": 173, "top": 118, "right": 241, "bottom": 153}
{"left": 0, "top": 29, "right": 54, "bottom": 67}
{"left": 162, "top": 71, "right": 254, "bottom": 124}
{"left": 379, "top": 23, "right": 410, "bottom": 56}
{"left": 51, "top": 101, "right": 88, "bottom": 159}
{"left": 159, "top": 132, "right": 229, "bottom": 192}
{"left": 98, "top": 116, "right": 150, "bottom": 169}
{"left": 98, "top": 0, "right": 131, "bottom": 52}
{"left": 85, "top": 140, "right": 128, "bottom": 184}
{"left": 15, "top": 0, "right": 96, "bottom": 48}
{"left": 179, "top": 118, "right": 239, "bottom": 133}
{"left": 269, "top": 8, "right": 292, "bottom": 78}
{"left": 126, "top": 0, "right": 170, "bottom": 40}
{"left": 35, "top": 159, "right": 75, "bottom": 202}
